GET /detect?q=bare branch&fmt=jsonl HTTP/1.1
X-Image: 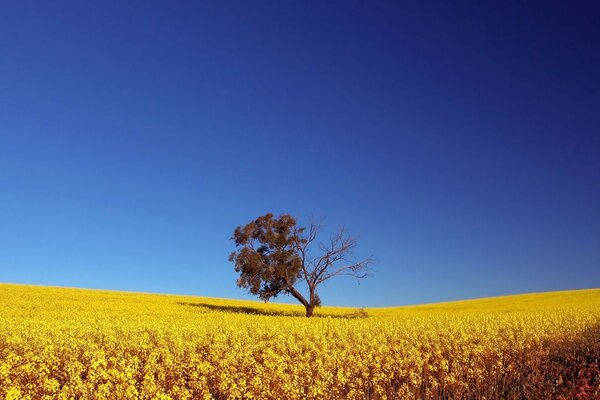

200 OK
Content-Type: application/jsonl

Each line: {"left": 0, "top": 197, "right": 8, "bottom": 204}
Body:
{"left": 316, "top": 256, "right": 374, "bottom": 284}
{"left": 297, "top": 219, "right": 320, "bottom": 285}
{"left": 308, "top": 226, "right": 373, "bottom": 286}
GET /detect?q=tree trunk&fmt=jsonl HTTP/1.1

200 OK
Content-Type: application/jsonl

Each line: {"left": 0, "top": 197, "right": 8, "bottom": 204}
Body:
{"left": 305, "top": 303, "right": 315, "bottom": 318}
{"left": 305, "top": 286, "right": 317, "bottom": 317}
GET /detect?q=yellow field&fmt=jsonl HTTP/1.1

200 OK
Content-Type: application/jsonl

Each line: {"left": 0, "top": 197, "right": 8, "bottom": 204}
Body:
{"left": 0, "top": 283, "right": 598, "bottom": 400}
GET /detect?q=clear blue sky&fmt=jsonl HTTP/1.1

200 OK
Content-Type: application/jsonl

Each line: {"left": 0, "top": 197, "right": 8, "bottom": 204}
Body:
{"left": 1, "top": 1, "right": 599, "bottom": 307}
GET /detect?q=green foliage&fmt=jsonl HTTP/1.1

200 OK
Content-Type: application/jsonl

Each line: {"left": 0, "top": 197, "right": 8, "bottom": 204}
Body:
{"left": 229, "top": 213, "right": 304, "bottom": 301}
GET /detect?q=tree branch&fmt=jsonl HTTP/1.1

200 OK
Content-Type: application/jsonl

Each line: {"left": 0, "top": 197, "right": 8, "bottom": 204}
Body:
{"left": 308, "top": 227, "right": 373, "bottom": 286}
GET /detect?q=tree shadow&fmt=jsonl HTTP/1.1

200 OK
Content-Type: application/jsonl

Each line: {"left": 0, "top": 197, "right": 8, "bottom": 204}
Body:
{"left": 177, "top": 302, "right": 369, "bottom": 319}
{"left": 177, "top": 302, "right": 303, "bottom": 317}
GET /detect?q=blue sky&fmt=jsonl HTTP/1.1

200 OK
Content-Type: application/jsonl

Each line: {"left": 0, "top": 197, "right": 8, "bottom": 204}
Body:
{"left": 1, "top": 1, "right": 599, "bottom": 307}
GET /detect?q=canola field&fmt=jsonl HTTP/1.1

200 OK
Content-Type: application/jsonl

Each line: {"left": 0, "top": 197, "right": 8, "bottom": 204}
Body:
{"left": 0, "top": 283, "right": 599, "bottom": 400}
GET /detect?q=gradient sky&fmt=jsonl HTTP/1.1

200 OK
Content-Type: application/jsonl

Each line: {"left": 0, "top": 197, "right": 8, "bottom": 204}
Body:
{"left": 1, "top": 1, "right": 599, "bottom": 307}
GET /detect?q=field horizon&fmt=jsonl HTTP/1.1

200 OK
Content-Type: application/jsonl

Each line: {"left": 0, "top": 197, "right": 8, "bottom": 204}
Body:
{"left": 2, "top": 281, "right": 598, "bottom": 314}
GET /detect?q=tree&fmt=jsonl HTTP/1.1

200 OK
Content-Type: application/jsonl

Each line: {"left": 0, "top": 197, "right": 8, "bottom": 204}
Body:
{"left": 229, "top": 213, "right": 373, "bottom": 317}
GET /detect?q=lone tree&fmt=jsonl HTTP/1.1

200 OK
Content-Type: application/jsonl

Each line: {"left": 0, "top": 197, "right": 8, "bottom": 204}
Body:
{"left": 229, "top": 213, "right": 373, "bottom": 317}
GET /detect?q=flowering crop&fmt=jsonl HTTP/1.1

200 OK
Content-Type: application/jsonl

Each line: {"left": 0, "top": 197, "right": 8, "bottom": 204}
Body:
{"left": 0, "top": 284, "right": 598, "bottom": 399}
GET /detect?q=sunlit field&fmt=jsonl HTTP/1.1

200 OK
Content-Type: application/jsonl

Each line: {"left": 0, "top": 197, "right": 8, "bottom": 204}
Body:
{"left": 1, "top": 283, "right": 598, "bottom": 400}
